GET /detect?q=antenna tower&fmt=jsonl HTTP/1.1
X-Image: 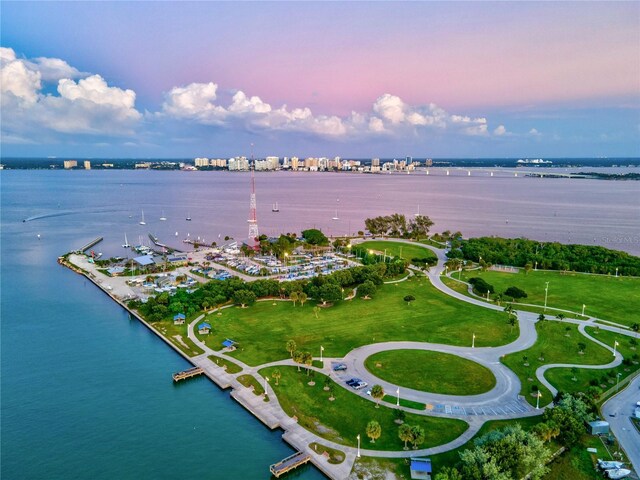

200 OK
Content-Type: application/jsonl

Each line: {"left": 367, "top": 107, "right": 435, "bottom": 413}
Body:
{"left": 247, "top": 146, "right": 259, "bottom": 247}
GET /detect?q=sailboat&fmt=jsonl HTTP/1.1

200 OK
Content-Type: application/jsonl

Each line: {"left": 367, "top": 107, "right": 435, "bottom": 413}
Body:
{"left": 272, "top": 202, "right": 279, "bottom": 212}
{"left": 186, "top": 212, "right": 192, "bottom": 221}
{"left": 160, "top": 210, "right": 167, "bottom": 221}
{"left": 414, "top": 205, "right": 421, "bottom": 217}
{"left": 139, "top": 210, "right": 146, "bottom": 225}
{"left": 122, "top": 233, "right": 130, "bottom": 248}
{"left": 332, "top": 209, "right": 339, "bottom": 221}
{"left": 175, "top": 231, "right": 179, "bottom": 236}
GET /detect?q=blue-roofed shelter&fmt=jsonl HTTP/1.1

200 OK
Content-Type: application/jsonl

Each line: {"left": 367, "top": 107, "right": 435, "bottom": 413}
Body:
{"left": 222, "top": 339, "right": 237, "bottom": 348}
{"left": 410, "top": 457, "right": 432, "bottom": 480}
{"left": 173, "top": 313, "right": 186, "bottom": 325}
{"left": 198, "top": 322, "right": 211, "bottom": 334}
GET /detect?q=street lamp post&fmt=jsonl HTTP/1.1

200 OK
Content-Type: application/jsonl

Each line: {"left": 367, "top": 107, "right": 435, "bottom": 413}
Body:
{"left": 615, "top": 267, "right": 618, "bottom": 278}
{"left": 264, "top": 376, "right": 269, "bottom": 393}
{"left": 357, "top": 434, "right": 361, "bottom": 458}
{"left": 458, "top": 267, "right": 462, "bottom": 280}
{"left": 616, "top": 372, "right": 622, "bottom": 392}
{"left": 582, "top": 304, "right": 586, "bottom": 317}
{"left": 320, "top": 345, "right": 324, "bottom": 363}
{"left": 535, "top": 261, "right": 537, "bottom": 271}
{"left": 396, "top": 387, "right": 400, "bottom": 406}
{"left": 472, "top": 333, "right": 475, "bottom": 349}
{"left": 536, "top": 391, "right": 542, "bottom": 409}
{"left": 544, "top": 282, "right": 549, "bottom": 312}
{"left": 613, "top": 341, "right": 619, "bottom": 357}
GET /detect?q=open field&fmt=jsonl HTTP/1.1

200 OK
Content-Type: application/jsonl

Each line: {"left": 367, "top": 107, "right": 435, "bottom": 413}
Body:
{"left": 545, "top": 327, "right": 640, "bottom": 401}
{"left": 358, "top": 240, "right": 438, "bottom": 263}
{"left": 502, "top": 321, "right": 612, "bottom": 406}
{"left": 259, "top": 366, "right": 468, "bottom": 451}
{"left": 196, "top": 277, "right": 517, "bottom": 366}
{"left": 454, "top": 269, "right": 640, "bottom": 326}
{"left": 365, "top": 349, "right": 496, "bottom": 395}
{"left": 150, "top": 320, "right": 204, "bottom": 356}
{"left": 207, "top": 355, "right": 243, "bottom": 373}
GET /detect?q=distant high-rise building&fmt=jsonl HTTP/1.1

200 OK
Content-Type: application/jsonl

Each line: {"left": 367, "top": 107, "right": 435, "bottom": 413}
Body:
{"left": 372, "top": 158, "right": 380, "bottom": 167}
{"left": 84, "top": 160, "right": 91, "bottom": 170}
{"left": 291, "top": 157, "right": 299, "bottom": 170}
{"left": 194, "top": 157, "right": 210, "bottom": 167}
{"left": 406, "top": 156, "right": 413, "bottom": 165}
{"left": 63, "top": 160, "right": 77, "bottom": 169}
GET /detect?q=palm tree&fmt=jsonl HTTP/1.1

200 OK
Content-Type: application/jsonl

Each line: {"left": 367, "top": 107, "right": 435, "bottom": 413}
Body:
{"left": 293, "top": 351, "right": 304, "bottom": 372}
{"left": 571, "top": 367, "right": 578, "bottom": 381}
{"left": 578, "top": 342, "right": 586, "bottom": 354}
{"left": 290, "top": 291, "right": 299, "bottom": 306}
{"left": 313, "top": 306, "right": 320, "bottom": 319}
{"left": 286, "top": 339, "right": 297, "bottom": 358}
{"left": 631, "top": 323, "right": 640, "bottom": 338}
{"left": 398, "top": 423, "right": 413, "bottom": 450}
{"left": 556, "top": 313, "right": 566, "bottom": 321}
{"left": 272, "top": 369, "right": 281, "bottom": 386}
{"left": 410, "top": 425, "right": 425, "bottom": 450}
{"left": 298, "top": 292, "right": 308, "bottom": 307}
{"left": 494, "top": 293, "right": 504, "bottom": 306}
{"left": 303, "top": 352, "right": 313, "bottom": 375}
{"left": 509, "top": 315, "right": 516, "bottom": 332}
{"left": 366, "top": 420, "right": 382, "bottom": 443}
{"left": 370, "top": 384, "right": 384, "bottom": 408}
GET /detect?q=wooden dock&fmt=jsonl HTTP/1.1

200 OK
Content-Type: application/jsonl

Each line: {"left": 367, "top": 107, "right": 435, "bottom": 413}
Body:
{"left": 172, "top": 366, "right": 204, "bottom": 382}
{"left": 269, "top": 451, "right": 311, "bottom": 478}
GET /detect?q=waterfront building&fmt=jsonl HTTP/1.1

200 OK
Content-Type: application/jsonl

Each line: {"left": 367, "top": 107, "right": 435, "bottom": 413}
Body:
{"left": 63, "top": 160, "right": 77, "bottom": 169}
{"left": 84, "top": 160, "right": 91, "bottom": 170}
{"left": 291, "top": 157, "right": 299, "bottom": 170}
{"left": 195, "top": 157, "right": 210, "bottom": 167}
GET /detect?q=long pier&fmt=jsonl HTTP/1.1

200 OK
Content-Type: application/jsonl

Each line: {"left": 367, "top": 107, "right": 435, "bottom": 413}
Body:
{"left": 77, "top": 236, "right": 103, "bottom": 253}
{"left": 269, "top": 451, "right": 311, "bottom": 478}
{"left": 172, "top": 366, "right": 204, "bottom": 382}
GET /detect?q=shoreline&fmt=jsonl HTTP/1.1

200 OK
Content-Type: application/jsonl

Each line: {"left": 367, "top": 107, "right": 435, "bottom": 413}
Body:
{"left": 57, "top": 255, "right": 343, "bottom": 479}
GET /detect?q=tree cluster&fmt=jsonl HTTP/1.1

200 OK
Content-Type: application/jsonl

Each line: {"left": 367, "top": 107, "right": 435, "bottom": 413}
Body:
{"left": 468, "top": 277, "right": 494, "bottom": 296}
{"left": 448, "top": 237, "right": 640, "bottom": 276}
{"left": 364, "top": 213, "right": 434, "bottom": 239}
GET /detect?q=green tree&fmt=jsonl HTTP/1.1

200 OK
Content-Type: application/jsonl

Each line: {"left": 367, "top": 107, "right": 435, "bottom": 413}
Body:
{"left": 509, "top": 315, "right": 517, "bottom": 332}
{"left": 571, "top": 367, "right": 578, "bottom": 380}
{"left": 631, "top": 322, "right": 640, "bottom": 337}
{"left": 318, "top": 283, "right": 342, "bottom": 305}
{"left": 272, "top": 369, "right": 281, "bottom": 386}
{"left": 366, "top": 420, "right": 382, "bottom": 443}
{"left": 358, "top": 280, "right": 376, "bottom": 299}
{"left": 233, "top": 289, "right": 256, "bottom": 307}
{"left": 290, "top": 291, "right": 299, "bottom": 306}
{"left": 298, "top": 291, "right": 308, "bottom": 306}
{"left": 370, "top": 384, "right": 384, "bottom": 408}
{"left": 293, "top": 351, "right": 304, "bottom": 372}
{"left": 578, "top": 342, "right": 586, "bottom": 354}
{"left": 398, "top": 423, "right": 413, "bottom": 450}
{"left": 301, "top": 228, "right": 329, "bottom": 245}
{"left": 303, "top": 351, "right": 313, "bottom": 375}
{"left": 556, "top": 313, "right": 566, "bottom": 321}
{"left": 403, "top": 295, "right": 415, "bottom": 306}
{"left": 286, "top": 339, "right": 297, "bottom": 358}
{"left": 410, "top": 425, "right": 425, "bottom": 449}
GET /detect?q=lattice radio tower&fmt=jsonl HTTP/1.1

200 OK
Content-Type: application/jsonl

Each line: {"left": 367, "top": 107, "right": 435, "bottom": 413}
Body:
{"left": 247, "top": 145, "right": 259, "bottom": 248}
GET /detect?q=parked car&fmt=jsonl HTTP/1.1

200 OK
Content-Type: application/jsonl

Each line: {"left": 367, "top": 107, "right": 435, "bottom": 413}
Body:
{"left": 332, "top": 363, "right": 347, "bottom": 371}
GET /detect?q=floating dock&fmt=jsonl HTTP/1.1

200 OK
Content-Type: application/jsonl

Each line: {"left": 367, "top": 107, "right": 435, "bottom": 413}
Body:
{"left": 269, "top": 451, "right": 311, "bottom": 478}
{"left": 172, "top": 366, "right": 204, "bottom": 382}
{"left": 77, "top": 236, "right": 103, "bottom": 253}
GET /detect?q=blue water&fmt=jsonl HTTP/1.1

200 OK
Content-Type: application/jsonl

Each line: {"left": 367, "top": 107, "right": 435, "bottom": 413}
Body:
{"left": 1, "top": 172, "right": 325, "bottom": 478}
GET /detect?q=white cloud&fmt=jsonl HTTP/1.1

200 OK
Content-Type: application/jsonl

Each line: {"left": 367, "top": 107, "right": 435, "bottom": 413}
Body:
{"left": 1, "top": 47, "right": 142, "bottom": 139}
{"left": 529, "top": 128, "right": 541, "bottom": 136}
{"left": 494, "top": 125, "right": 507, "bottom": 136}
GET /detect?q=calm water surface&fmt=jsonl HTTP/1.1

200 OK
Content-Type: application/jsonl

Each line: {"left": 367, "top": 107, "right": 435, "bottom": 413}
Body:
{"left": 1, "top": 170, "right": 639, "bottom": 479}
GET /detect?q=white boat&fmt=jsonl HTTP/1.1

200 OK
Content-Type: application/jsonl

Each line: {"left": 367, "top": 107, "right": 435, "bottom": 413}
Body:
{"left": 139, "top": 210, "right": 146, "bottom": 225}
{"left": 37, "top": 233, "right": 41, "bottom": 239}
{"left": 160, "top": 211, "right": 167, "bottom": 221}
{"left": 414, "top": 205, "right": 421, "bottom": 217}
{"left": 606, "top": 468, "right": 631, "bottom": 479}
{"left": 272, "top": 202, "right": 279, "bottom": 212}
{"left": 332, "top": 209, "right": 339, "bottom": 221}
{"left": 175, "top": 231, "right": 179, "bottom": 236}
{"left": 599, "top": 460, "right": 625, "bottom": 470}
{"left": 186, "top": 212, "right": 192, "bottom": 221}
{"left": 122, "top": 233, "right": 130, "bottom": 248}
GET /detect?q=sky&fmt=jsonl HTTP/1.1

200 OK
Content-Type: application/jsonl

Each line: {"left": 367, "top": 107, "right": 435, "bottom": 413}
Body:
{"left": 1, "top": 1, "right": 639, "bottom": 158}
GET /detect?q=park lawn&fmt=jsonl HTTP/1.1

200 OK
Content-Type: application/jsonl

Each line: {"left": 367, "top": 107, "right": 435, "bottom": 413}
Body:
{"left": 237, "top": 374, "right": 264, "bottom": 395}
{"left": 457, "top": 269, "right": 640, "bottom": 326}
{"left": 502, "top": 321, "right": 612, "bottom": 407}
{"left": 365, "top": 350, "right": 496, "bottom": 395}
{"left": 207, "top": 355, "right": 242, "bottom": 374}
{"left": 259, "top": 366, "right": 468, "bottom": 451}
{"left": 429, "top": 416, "right": 543, "bottom": 472}
{"left": 205, "top": 277, "right": 517, "bottom": 366}
{"left": 358, "top": 240, "right": 438, "bottom": 263}
{"left": 150, "top": 319, "right": 204, "bottom": 357}
{"left": 545, "top": 327, "right": 640, "bottom": 401}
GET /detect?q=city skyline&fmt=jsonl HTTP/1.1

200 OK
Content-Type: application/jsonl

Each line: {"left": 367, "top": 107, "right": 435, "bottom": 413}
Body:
{"left": 1, "top": 1, "right": 639, "bottom": 158}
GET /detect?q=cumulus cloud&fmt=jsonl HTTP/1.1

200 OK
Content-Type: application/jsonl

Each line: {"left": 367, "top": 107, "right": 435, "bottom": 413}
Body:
{"left": 1, "top": 47, "right": 141, "bottom": 140}
{"left": 161, "top": 82, "right": 494, "bottom": 139}
{"left": 494, "top": 125, "right": 507, "bottom": 136}
{"left": 529, "top": 128, "right": 541, "bottom": 136}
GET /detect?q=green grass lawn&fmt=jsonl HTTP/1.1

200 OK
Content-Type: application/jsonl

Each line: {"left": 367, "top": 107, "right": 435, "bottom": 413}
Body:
{"left": 544, "top": 327, "right": 640, "bottom": 402}
{"left": 365, "top": 349, "right": 496, "bottom": 395}
{"left": 502, "top": 321, "right": 612, "bottom": 406}
{"left": 358, "top": 240, "right": 438, "bottom": 263}
{"left": 150, "top": 319, "right": 204, "bottom": 357}
{"left": 237, "top": 374, "right": 264, "bottom": 395}
{"left": 203, "top": 277, "right": 517, "bottom": 366}
{"left": 259, "top": 366, "right": 468, "bottom": 451}
{"left": 382, "top": 395, "right": 425, "bottom": 410}
{"left": 456, "top": 269, "right": 640, "bottom": 326}
{"left": 207, "top": 355, "right": 243, "bottom": 374}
